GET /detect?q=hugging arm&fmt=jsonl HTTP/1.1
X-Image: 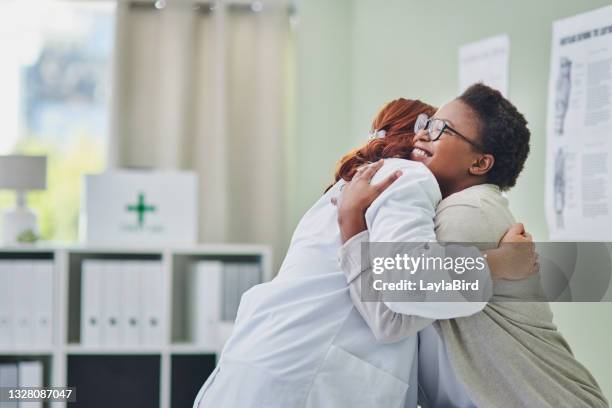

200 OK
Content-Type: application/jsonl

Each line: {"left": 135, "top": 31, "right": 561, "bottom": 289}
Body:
{"left": 340, "top": 221, "right": 536, "bottom": 343}
{"left": 336, "top": 160, "right": 492, "bottom": 341}
{"left": 336, "top": 160, "right": 538, "bottom": 343}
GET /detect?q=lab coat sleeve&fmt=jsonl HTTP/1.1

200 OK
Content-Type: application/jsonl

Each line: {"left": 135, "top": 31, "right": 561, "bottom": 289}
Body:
{"left": 340, "top": 230, "right": 434, "bottom": 343}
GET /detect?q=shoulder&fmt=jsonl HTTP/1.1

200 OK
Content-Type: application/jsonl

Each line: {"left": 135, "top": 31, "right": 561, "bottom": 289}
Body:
{"left": 434, "top": 205, "right": 487, "bottom": 243}
{"left": 374, "top": 158, "right": 435, "bottom": 181}
{"left": 365, "top": 159, "right": 439, "bottom": 242}
{"left": 437, "top": 184, "right": 504, "bottom": 213}
{"left": 435, "top": 184, "right": 514, "bottom": 244}
{"left": 371, "top": 158, "right": 441, "bottom": 202}
{"left": 434, "top": 186, "right": 487, "bottom": 233}
{"left": 364, "top": 158, "right": 441, "bottom": 222}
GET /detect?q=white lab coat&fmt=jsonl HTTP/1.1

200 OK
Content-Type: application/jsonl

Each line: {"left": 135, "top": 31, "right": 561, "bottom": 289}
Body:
{"left": 193, "top": 159, "right": 484, "bottom": 408}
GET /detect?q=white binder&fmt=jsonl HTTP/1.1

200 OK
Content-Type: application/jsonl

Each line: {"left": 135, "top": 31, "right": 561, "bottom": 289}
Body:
{"left": 101, "top": 261, "right": 123, "bottom": 347}
{"left": 32, "top": 261, "right": 53, "bottom": 347}
{"left": 18, "top": 361, "right": 43, "bottom": 408}
{"left": 221, "top": 263, "right": 239, "bottom": 323}
{"left": 0, "top": 363, "right": 18, "bottom": 408}
{"left": 141, "top": 261, "right": 164, "bottom": 345}
{"left": 0, "top": 261, "right": 14, "bottom": 347}
{"left": 81, "top": 260, "right": 102, "bottom": 346}
{"left": 122, "top": 262, "right": 141, "bottom": 346}
{"left": 13, "top": 261, "right": 34, "bottom": 347}
{"left": 187, "top": 261, "right": 222, "bottom": 348}
{"left": 239, "top": 263, "right": 261, "bottom": 305}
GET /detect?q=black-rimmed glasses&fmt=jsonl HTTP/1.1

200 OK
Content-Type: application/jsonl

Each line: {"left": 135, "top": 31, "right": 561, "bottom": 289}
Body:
{"left": 414, "top": 113, "right": 483, "bottom": 151}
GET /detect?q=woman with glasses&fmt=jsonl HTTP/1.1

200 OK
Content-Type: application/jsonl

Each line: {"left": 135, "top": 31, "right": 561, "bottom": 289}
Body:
{"left": 193, "top": 93, "right": 538, "bottom": 408}
{"left": 337, "top": 84, "right": 607, "bottom": 407}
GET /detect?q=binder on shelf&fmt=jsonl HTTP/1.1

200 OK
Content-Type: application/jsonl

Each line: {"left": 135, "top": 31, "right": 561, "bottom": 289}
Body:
{"left": 101, "top": 261, "right": 123, "bottom": 347}
{"left": 13, "top": 261, "right": 34, "bottom": 347}
{"left": 221, "top": 263, "right": 239, "bottom": 323}
{"left": 187, "top": 260, "right": 222, "bottom": 348}
{"left": 122, "top": 262, "right": 142, "bottom": 346}
{"left": 0, "top": 246, "right": 270, "bottom": 408}
{"left": 141, "top": 261, "right": 164, "bottom": 346}
{"left": 221, "top": 262, "right": 262, "bottom": 323}
{"left": 18, "top": 361, "right": 44, "bottom": 408}
{"left": 82, "top": 259, "right": 165, "bottom": 347}
{"left": 81, "top": 260, "right": 103, "bottom": 346}
{"left": 0, "top": 363, "right": 18, "bottom": 408}
{"left": 239, "top": 263, "right": 262, "bottom": 305}
{"left": 32, "top": 261, "right": 53, "bottom": 347}
{"left": 0, "top": 261, "right": 14, "bottom": 347}
{"left": 218, "top": 262, "right": 263, "bottom": 345}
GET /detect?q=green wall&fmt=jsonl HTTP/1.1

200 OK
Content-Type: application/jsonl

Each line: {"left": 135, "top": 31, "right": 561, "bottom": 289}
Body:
{"left": 295, "top": 0, "right": 611, "bottom": 399}
{"left": 292, "top": 0, "right": 352, "bottom": 232}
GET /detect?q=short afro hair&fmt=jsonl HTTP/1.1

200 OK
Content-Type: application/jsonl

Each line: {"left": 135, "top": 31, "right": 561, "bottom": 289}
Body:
{"left": 458, "top": 83, "right": 530, "bottom": 191}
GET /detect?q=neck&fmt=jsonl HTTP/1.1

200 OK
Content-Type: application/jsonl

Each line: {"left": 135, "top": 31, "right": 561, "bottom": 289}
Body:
{"left": 441, "top": 177, "right": 486, "bottom": 199}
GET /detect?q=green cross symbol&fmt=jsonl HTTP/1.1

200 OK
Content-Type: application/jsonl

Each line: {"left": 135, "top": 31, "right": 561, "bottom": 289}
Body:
{"left": 126, "top": 193, "right": 156, "bottom": 227}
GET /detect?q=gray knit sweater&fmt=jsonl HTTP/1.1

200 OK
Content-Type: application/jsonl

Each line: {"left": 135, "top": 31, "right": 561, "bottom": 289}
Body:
{"left": 341, "top": 184, "right": 608, "bottom": 407}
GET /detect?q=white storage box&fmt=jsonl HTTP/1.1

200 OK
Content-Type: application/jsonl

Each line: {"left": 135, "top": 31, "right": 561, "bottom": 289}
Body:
{"left": 80, "top": 170, "right": 197, "bottom": 246}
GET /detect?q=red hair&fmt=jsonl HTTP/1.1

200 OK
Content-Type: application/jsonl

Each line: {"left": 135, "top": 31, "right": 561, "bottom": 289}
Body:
{"left": 328, "top": 98, "right": 437, "bottom": 189}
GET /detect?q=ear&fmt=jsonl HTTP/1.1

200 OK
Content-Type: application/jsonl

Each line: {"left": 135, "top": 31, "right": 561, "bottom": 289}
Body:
{"left": 468, "top": 153, "right": 495, "bottom": 176}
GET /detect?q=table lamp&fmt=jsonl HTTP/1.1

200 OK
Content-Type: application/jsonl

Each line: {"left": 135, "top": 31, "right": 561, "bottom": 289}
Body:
{"left": 0, "top": 155, "right": 47, "bottom": 245}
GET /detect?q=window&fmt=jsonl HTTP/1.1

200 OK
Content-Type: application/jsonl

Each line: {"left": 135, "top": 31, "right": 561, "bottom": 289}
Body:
{"left": 0, "top": 1, "right": 115, "bottom": 243}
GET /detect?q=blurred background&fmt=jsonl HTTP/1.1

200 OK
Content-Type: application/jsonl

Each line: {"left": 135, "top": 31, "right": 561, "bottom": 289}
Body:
{"left": 0, "top": 0, "right": 610, "bottom": 402}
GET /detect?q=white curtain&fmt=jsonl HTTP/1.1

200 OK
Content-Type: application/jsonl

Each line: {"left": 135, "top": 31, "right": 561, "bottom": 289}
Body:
{"left": 109, "top": 0, "right": 293, "bottom": 267}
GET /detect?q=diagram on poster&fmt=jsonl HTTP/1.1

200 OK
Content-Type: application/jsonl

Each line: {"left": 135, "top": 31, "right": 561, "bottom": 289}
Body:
{"left": 459, "top": 34, "right": 509, "bottom": 96}
{"left": 545, "top": 5, "right": 612, "bottom": 240}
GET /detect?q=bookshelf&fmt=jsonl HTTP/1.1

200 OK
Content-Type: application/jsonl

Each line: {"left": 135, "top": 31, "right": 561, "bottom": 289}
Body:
{"left": 0, "top": 244, "right": 272, "bottom": 408}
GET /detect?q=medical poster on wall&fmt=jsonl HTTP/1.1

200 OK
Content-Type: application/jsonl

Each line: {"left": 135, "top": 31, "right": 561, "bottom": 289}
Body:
{"left": 545, "top": 5, "right": 612, "bottom": 240}
{"left": 458, "top": 34, "right": 510, "bottom": 96}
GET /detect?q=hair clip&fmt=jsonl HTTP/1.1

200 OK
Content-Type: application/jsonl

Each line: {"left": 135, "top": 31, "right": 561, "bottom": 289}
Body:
{"left": 368, "top": 129, "right": 386, "bottom": 140}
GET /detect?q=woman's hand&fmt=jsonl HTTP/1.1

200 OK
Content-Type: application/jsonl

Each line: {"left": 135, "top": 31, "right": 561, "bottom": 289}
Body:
{"left": 333, "top": 159, "right": 402, "bottom": 243}
{"left": 484, "top": 223, "right": 539, "bottom": 281}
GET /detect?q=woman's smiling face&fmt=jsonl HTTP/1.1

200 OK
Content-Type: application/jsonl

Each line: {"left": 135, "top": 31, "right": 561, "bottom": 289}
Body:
{"left": 409, "top": 99, "right": 484, "bottom": 197}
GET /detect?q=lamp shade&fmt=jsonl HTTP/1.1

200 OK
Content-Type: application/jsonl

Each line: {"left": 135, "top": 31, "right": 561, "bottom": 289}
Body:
{"left": 0, "top": 155, "right": 47, "bottom": 190}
